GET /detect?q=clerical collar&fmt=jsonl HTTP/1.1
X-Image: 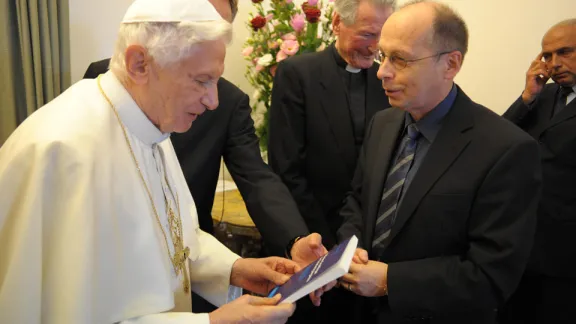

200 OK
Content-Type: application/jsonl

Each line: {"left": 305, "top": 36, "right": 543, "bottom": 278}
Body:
{"left": 99, "top": 71, "right": 170, "bottom": 146}
{"left": 330, "top": 42, "right": 362, "bottom": 73}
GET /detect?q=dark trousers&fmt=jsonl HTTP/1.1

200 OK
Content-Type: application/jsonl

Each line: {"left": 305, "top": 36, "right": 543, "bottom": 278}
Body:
{"left": 498, "top": 273, "right": 576, "bottom": 323}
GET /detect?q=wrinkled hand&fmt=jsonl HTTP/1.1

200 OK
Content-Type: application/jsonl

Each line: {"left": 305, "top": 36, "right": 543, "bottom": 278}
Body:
{"left": 341, "top": 260, "right": 388, "bottom": 297}
{"left": 230, "top": 257, "right": 301, "bottom": 296}
{"left": 522, "top": 53, "right": 549, "bottom": 104}
{"left": 290, "top": 233, "right": 336, "bottom": 306}
{"left": 209, "top": 294, "right": 295, "bottom": 324}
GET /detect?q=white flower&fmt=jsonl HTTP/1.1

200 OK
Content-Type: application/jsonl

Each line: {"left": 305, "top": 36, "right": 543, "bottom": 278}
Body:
{"left": 257, "top": 54, "right": 274, "bottom": 67}
{"left": 253, "top": 89, "right": 261, "bottom": 101}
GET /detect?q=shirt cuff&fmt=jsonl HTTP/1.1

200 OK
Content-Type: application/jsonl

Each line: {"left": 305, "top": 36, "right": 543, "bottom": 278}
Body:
{"left": 227, "top": 285, "right": 243, "bottom": 303}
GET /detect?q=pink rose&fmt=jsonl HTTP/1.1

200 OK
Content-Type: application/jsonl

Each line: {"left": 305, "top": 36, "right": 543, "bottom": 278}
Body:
{"left": 242, "top": 46, "right": 254, "bottom": 56}
{"left": 286, "top": 0, "right": 293, "bottom": 3}
{"left": 266, "top": 13, "right": 274, "bottom": 21}
{"left": 290, "top": 13, "right": 306, "bottom": 32}
{"left": 282, "top": 33, "right": 297, "bottom": 41}
{"left": 270, "top": 65, "right": 278, "bottom": 77}
{"left": 276, "top": 50, "right": 288, "bottom": 62}
{"left": 308, "top": 0, "right": 319, "bottom": 6}
{"left": 281, "top": 39, "right": 300, "bottom": 56}
{"left": 255, "top": 64, "right": 265, "bottom": 72}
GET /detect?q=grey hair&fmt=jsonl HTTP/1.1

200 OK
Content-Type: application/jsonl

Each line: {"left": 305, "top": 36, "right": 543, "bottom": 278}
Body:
{"left": 334, "top": 0, "right": 397, "bottom": 26}
{"left": 110, "top": 20, "right": 232, "bottom": 79}
{"left": 401, "top": 0, "right": 468, "bottom": 59}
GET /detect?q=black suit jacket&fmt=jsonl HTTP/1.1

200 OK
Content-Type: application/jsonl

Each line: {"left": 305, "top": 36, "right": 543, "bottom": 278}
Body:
{"left": 503, "top": 84, "right": 576, "bottom": 278}
{"left": 83, "top": 59, "right": 309, "bottom": 256}
{"left": 268, "top": 46, "right": 391, "bottom": 248}
{"left": 337, "top": 87, "right": 542, "bottom": 323}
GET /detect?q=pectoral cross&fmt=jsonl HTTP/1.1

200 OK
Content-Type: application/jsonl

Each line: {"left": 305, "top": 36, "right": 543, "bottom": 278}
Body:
{"left": 173, "top": 245, "right": 191, "bottom": 293}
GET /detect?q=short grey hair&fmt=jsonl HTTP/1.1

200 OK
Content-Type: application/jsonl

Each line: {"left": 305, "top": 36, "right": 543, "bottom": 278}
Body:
{"left": 110, "top": 20, "right": 232, "bottom": 79}
{"left": 402, "top": 0, "right": 468, "bottom": 59}
{"left": 334, "top": 0, "right": 397, "bottom": 26}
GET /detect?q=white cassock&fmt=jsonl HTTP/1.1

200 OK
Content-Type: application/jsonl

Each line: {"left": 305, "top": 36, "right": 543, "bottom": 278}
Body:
{"left": 0, "top": 71, "right": 242, "bottom": 324}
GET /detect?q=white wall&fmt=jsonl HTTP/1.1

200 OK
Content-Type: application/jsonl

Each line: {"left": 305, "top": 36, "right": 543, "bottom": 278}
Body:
{"left": 70, "top": 0, "right": 576, "bottom": 114}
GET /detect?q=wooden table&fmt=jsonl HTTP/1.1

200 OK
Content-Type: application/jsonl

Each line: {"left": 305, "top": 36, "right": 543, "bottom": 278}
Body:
{"left": 211, "top": 187, "right": 262, "bottom": 258}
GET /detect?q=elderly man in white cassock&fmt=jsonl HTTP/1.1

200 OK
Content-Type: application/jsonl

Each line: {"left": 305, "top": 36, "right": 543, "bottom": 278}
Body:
{"left": 0, "top": 0, "right": 332, "bottom": 323}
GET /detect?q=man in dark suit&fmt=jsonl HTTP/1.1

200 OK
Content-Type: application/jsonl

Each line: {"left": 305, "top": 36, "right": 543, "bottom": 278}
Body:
{"left": 498, "top": 19, "right": 576, "bottom": 323}
{"left": 328, "top": 2, "right": 541, "bottom": 323}
{"left": 84, "top": 0, "right": 317, "bottom": 315}
{"left": 269, "top": 0, "right": 395, "bottom": 322}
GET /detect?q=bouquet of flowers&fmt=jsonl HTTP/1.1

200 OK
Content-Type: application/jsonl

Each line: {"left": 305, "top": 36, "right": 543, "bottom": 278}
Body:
{"left": 243, "top": 0, "right": 336, "bottom": 151}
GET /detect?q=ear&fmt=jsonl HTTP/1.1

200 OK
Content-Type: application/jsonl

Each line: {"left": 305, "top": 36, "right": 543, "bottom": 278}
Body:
{"left": 332, "top": 12, "right": 341, "bottom": 35}
{"left": 444, "top": 50, "right": 463, "bottom": 79}
{"left": 124, "top": 45, "right": 151, "bottom": 85}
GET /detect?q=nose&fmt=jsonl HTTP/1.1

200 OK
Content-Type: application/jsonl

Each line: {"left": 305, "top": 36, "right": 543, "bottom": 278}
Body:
{"left": 202, "top": 81, "right": 219, "bottom": 111}
{"left": 550, "top": 54, "right": 562, "bottom": 69}
{"left": 367, "top": 44, "right": 378, "bottom": 54}
{"left": 376, "top": 56, "right": 394, "bottom": 81}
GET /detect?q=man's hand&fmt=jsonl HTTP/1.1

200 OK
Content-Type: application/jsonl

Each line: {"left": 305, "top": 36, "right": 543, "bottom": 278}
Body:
{"left": 340, "top": 261, "right": 388, "bottom": 297}
{"left": 209, "top": 294, "right": 295, "bottom": 324}
{"left": 290, "top": 233, "right": 336, "bottom": 306}
{"left": 290, "top": 233, "right": 328, "bottom": 267}
{"left": 352, "top": 248, "right": 369, "bottom": 264}
{"left": 230, "top": 257, "right": 300, "bottom": 296}
{"left": 522, "top": 53, "right": 550, "bottom": 105}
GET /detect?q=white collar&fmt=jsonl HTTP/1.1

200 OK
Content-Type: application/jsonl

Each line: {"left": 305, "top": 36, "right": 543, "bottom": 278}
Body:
{"left": 99, "top": 71, "right": 170, "bottom": 146}
{"left": 346, "top": 65, "right": 361, "bottom": 73}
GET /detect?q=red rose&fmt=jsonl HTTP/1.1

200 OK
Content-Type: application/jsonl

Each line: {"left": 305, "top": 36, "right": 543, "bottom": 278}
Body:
{"left": 304, "top": 7, "right": 321, "bottom": 23}
{"left": 250, "top": 16, "right": 267, "bottom": 31}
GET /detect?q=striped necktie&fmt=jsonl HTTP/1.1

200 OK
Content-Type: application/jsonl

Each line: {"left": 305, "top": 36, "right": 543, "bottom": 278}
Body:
{"left": 372, "top": 123, "right": 420, "bottom": 255}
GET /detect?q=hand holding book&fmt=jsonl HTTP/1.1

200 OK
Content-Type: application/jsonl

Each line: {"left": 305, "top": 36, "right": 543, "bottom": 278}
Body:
{"left": 268, "top": 235, "right": 359, "bottom": 304}
{"left": 289, "top": 233, "right": 333, "bottom": 305}
{"left": 340, "top": 258, "right": 389, "bottom": 297}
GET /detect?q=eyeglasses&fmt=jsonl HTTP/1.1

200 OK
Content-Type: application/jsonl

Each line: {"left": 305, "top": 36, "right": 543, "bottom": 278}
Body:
{"left": 374, "top": 50, "right": 455, "bottom": 70}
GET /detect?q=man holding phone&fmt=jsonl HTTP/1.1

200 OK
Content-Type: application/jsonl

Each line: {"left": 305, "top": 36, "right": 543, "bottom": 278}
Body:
{"left": 500, "top": 18, "right": 576, "bottom": 323}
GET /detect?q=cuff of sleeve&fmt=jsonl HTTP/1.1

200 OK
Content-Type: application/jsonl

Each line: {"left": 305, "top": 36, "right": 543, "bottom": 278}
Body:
{"left": 227, "top": 285, "right": 243, "bottom": 303}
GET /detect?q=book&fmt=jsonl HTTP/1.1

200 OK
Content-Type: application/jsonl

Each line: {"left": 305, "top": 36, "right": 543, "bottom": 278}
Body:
{"left": 267, "top": 235, "right": 358, "bottom": 304}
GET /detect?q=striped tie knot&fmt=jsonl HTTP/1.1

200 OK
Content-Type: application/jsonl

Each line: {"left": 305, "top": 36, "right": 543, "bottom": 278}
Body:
{"left": 406, "top": 123, "right": 420, "bottom": 141}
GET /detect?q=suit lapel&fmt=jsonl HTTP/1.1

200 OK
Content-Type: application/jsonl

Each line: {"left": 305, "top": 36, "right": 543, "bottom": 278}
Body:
{"left": 319, "top": 49, "right": 357, "bottom": 171}
{"left": 381, "top": 89, "right": 474, "bottom": 250}
{"left": 547, "top": 96, "right": 576, "bottom": 129}
{"left": 365, "top": 63, "right": 389, "bottom": 125}
{"left": 532, "top": 84, "right": 559, "bottom": 138}
{"left": 365, "top": 109, "right": 404, "bottom": 250}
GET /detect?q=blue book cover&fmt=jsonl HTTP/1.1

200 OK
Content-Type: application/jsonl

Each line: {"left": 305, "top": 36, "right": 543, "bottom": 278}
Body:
{"left": 268, "top": 235, "right": 358, "bottom": 304}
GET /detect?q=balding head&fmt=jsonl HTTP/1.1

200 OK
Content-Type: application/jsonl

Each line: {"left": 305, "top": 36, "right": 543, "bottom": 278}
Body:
{"left": 541, "top": 18, "right": 576, "bottom": 87}
{"left": 401, "top": 0, "right": 468, "bottom": 59}
{"left": 376, "top": 0, "right": 466, "bottom": 119}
